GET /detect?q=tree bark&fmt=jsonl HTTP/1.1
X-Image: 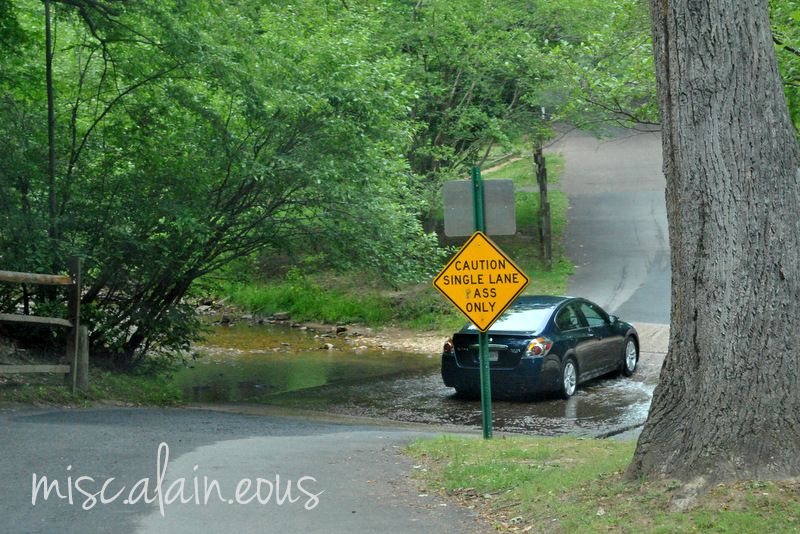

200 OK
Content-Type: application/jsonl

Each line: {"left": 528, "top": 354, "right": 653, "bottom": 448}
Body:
{"left": 628, "top": 0, "right": 800, "bottom": 482}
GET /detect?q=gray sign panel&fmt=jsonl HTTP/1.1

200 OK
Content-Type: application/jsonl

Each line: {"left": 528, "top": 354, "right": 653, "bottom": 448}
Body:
{"left": 443, "top": 179, "right": 516, "bottom": 237}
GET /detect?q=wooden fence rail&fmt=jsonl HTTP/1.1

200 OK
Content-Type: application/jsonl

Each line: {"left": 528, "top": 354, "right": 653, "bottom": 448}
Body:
{"left": 0, "top": 257, "right": 87, "bottom": 393}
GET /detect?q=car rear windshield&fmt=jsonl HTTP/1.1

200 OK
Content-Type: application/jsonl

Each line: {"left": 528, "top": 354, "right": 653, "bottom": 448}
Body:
{"left": 466, "top": 305, "right": 552, "bottom": 333}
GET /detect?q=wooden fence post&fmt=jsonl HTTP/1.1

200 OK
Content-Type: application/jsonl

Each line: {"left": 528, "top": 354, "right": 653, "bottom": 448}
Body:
{"left": 1, "top": 262, "right": 81, "bottom": 386}
{"left": 77, "top": 325, "right": 89, "bottom": 392}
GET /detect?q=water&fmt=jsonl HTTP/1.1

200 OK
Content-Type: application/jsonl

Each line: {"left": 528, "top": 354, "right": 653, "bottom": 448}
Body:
{"left": 177, "top": 322, "right": 656, "bottom": 436}
{"left": 175, "top": 323, "right": 438, "bottom": 403}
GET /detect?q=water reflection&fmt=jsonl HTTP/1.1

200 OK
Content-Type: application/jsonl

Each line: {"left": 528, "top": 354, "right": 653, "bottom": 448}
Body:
{"left": 176, "top": 323, "right": 438, "bottom": 403}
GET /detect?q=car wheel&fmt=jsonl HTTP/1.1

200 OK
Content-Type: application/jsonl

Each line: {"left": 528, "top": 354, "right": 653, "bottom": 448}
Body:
{"left": 622, "top": 337, "right": 638, "bottom": 376}
{"left": 560, "top": 357, "right": 578, "bottom": 399}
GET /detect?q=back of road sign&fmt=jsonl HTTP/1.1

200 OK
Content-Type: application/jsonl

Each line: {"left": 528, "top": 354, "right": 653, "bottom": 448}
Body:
{"left": 443, "top": 180, "right": 516, "bottom": 237}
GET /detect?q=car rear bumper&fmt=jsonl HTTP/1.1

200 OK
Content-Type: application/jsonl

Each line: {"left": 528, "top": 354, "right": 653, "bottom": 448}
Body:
{"left": 441, "top": 353, "right": 560, "bottom": 395}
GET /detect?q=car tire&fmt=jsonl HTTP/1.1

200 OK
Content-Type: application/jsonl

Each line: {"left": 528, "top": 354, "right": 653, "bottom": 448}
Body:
{"left": 622, "top": 337, "right": 638, "bottom": 377}
{"left": 560, "top": 357, "right": 578, "bottom": 399}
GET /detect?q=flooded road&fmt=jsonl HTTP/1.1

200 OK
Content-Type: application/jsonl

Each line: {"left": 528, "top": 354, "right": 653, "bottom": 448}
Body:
{"left": 177, "top": 323, "right": 666, "bottom": 437}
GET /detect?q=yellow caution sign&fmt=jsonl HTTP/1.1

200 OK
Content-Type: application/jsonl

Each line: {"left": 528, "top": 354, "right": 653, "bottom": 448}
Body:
{"left": 433, "top": 231, "right": 529, "bottom": 331}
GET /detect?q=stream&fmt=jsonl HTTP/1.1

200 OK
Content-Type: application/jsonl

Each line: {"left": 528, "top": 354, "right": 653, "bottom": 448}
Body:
{"left": 175, "top": 322, "right": 655, "bottom": 437}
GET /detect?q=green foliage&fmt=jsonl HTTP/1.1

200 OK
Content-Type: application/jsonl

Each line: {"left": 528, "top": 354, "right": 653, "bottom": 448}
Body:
{"left": 548, "top": 0, "right": 800, "bottom": 133}
{"left": 408, "top": 434, "right": 633, "bottom": 495}
{"left": 6, "top": 0, "right": 740, "bottom": 367}
{"left": 771, "top": 0, "right": 800, "bottom": 133}
{"left": 0, "top": 0, "right": 445, "bottom": 364}
{"left": 543, "top": 0, "right": 658, "bottom": 128}
{"left": 0, "top": 0, "right": 24, "bottom": 53}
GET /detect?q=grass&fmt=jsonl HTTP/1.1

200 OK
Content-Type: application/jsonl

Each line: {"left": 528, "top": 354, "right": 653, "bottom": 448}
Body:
{"left": 222, "top": 276, "right": 394, "bottom": 325}
{"left": 408, "top": 435, "right": 800, "bottom": 532}
{"left": 484, "top": 152, "right": 573, "bottom": 296}
{"left": 485, "top": 153, "right": 564, "bottom": 187}
{"left": 222, "top": 273, "right": 465, "bottom": 332}
{"left": 0, "top": 367, "right": 184, "bottom": 406}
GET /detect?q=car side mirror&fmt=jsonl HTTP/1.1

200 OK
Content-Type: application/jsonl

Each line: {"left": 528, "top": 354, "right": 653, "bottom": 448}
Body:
{"left": 608, "top": 315, "right": 618, "bottom": 325}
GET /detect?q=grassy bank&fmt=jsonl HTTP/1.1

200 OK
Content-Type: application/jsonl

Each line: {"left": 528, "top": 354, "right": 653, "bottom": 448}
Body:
{"left": 408, "top": 435, "right": 800, "bottom": 532}
{"left": 221, "top": 273, "right": 465, "bottom": 332}
{"left": 222, "top": 151, "right": 572, "bottom": 331}
{"left": 0, "top": 367, "right": 183, "bottom": 406}
{"left": 484, "top": 154, "right": 572, "bottom": 296}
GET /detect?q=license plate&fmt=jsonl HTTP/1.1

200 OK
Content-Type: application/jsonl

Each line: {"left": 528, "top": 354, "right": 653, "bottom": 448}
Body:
{"left": 489, "top": 351, "right": 499, "bottom": 362}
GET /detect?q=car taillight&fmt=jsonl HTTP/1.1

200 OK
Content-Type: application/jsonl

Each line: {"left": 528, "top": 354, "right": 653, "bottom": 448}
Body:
{"left": 443, "top": 339, "right": 454, "bottom": 354}
{"left": 525, "top": 337, "right": 553, "bottom": 357}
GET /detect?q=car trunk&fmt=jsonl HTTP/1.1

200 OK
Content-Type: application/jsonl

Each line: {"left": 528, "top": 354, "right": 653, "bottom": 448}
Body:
{"left": 452, "top": 332, "right": 532, "bottom": 369}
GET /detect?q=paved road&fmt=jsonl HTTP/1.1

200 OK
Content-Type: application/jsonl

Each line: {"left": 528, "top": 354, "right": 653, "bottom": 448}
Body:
{"left": 549, "top": 126, "right": 671, "bottom": 324}
{"left": 0, "top": 407, "right": 485, "bottom": 534}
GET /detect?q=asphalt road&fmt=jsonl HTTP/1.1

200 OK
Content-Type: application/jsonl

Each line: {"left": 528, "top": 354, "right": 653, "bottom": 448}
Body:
{"left": 549, "top": 126, "right": 671, "bottom": 324}
{"left": 0, "top": 406, "right": 485, "bottom": 534}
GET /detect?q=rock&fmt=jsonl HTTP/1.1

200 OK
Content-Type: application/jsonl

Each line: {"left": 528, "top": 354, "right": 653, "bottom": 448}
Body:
{"left": 271, "top": 312, "right": 290, "bottom": 321}
{"left": 242, "top": 314, "right": 253, "bottom": 320}
{"left": 220, "top": 315, "right": 232, "bottom": 325}
{"left": 196, "top": 305, "right": 212, "bottom": 314}
{"left": 321, "top": 343, "right": 335, "bottom": 351}
{"left": 334, "top": 325, "right": 348, "bottom": 334}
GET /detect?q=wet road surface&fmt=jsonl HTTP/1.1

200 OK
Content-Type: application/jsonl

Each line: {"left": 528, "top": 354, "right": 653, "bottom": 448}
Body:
{"left": 177, "top": 322, "right": 668, "bottom": 438}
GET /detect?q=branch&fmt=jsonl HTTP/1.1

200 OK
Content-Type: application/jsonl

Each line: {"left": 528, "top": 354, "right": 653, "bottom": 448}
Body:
{"left": 68, "top": 63, "right": 182, "bottom": 170}
{"left": 773, "top": 35, "right": 800, "bottom": 59}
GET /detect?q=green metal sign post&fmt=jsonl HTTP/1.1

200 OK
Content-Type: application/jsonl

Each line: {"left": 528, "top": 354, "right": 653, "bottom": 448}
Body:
{"left": 471, "top": 166, "right": 493, "bottom": 439}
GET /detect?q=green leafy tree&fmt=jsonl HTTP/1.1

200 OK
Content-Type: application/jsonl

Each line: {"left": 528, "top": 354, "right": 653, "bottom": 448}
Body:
{"left": 0, "top": 0, "right": 442, "bottom": 365}
{"left": 550, "top": 0, "right": 800, "bottom": 133}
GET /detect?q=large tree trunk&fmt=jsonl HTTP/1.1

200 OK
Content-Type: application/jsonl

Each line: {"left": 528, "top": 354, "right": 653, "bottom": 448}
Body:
{"left": 628, "top": 0, "right": 800, "bottom": 482}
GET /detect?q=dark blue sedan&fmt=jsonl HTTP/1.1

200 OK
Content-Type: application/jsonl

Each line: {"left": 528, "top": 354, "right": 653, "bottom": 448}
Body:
{"left": 441, "top": 295, "right": 639, "bottom": 399}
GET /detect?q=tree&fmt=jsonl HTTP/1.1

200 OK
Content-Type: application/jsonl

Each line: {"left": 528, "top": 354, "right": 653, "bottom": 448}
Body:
{"left": 549, "top": 0, "right": 659, "bottom": 128}
{"left": 627, "top": 0, "right": 800, "bottom": 482}
{"left": 0, "top": 0, "right": 442, "bottom": 365}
